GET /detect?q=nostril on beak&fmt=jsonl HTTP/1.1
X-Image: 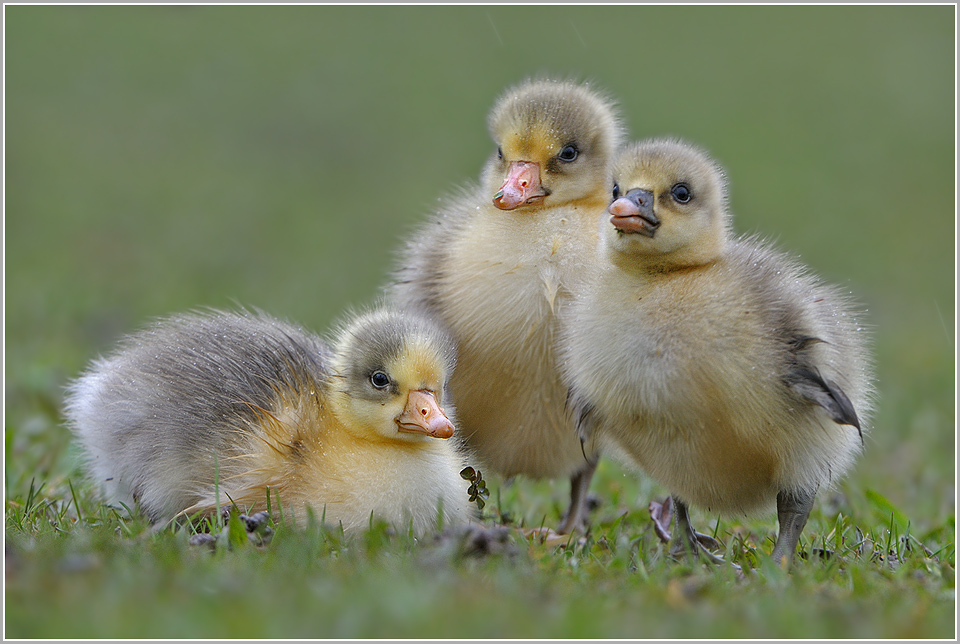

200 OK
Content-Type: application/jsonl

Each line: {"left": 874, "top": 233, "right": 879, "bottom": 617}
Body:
{"left": 626, "top": 188, "right": 655, "bottom": 209}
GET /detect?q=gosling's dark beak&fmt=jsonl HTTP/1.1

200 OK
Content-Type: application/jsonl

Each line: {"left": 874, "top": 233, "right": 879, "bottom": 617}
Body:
{"left": 609, "top": 189, "right": 659, "bottom": 237}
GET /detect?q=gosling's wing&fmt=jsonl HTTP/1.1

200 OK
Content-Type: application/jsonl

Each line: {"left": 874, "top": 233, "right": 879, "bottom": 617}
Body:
{"left": 786, "top": 363, "right": 862, "bottom": 434}
{"left": 730, "top": 237, "right": 869, "bottom": 438}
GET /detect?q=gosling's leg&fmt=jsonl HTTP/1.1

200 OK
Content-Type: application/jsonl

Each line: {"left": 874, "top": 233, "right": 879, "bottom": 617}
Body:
{"left": 555, "top": 459, "right": 598, "bottom": 535}
{"left": 664, "top": 497, "right": 728, "bottom": 565}
{"left": 771, "top": 487, "right": 817, "bottom": 568}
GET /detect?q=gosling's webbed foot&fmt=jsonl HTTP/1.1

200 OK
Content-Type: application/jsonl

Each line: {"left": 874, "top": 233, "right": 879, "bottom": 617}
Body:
{"left": 240, "top": 510, "right": 274, "bottom": 545}
{"left": 652, "top": 496, "right": 738, "bottom": 569}
{"left": 669, "top": 534, "right": 730, "bottom": 567}
{"left": 649, "top": 497, "right": 722, "bottom": 551}
{"left": 521, "top": 525, "right": 587, "bottom": 548}
{"left": 439, "top": 523, "right": 519, "bottom": 558}
{"left": 649, "top": 497, "right": 673, "bottom": 543}
{"left": 188, "top": 509, "right": 274, "bottom": 549}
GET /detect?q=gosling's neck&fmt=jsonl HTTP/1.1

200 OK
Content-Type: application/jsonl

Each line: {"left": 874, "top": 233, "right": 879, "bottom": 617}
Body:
{"left": 606, "top": 225, "right": 730, "bottom": 278}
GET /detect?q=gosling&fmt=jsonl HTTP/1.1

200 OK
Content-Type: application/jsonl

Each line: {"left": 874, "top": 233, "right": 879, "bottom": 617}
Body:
{"left": 390, "top": 78, "right": 624, "bottom": 534}
{"left": 561, "top": 139, "right": 874, "bottom": 565}
{"left": 65, "top": 307, "right": 474, "bottom": 535}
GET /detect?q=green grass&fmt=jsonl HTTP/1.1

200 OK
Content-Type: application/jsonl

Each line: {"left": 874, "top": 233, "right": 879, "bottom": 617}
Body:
{"left": 4, "top": 5, "right": 955, "bottom": 639}
{"left": 4, "top": 463, "right": 955, "bottom": 639}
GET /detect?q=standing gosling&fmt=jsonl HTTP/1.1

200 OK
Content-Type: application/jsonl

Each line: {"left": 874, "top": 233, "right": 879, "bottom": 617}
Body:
{"left": 65, "top": 307, "right": 474, "bottom": 535}
{"left": 561, "top": 139, "right": 874, "bottom": 565}
{"left": 391, "top": 79, "right": 624, "bottom": 534}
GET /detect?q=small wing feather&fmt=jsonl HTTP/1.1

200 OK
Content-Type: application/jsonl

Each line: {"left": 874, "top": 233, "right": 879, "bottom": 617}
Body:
{"left": 788, "top": 365, "right": 862, "bottom": 440}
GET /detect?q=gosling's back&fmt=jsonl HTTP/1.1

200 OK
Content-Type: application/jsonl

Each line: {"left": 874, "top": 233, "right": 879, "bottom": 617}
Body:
{"left": 65, "top": 310, "right": 333, "bottom": 524}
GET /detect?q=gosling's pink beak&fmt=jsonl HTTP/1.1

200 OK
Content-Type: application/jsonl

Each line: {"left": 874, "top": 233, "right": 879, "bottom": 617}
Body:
{"left": 396, "top": 390, "right": 454, "bottom": 439}
{"left": 609, "top": 196, "right": 641, "bottom": 218}
{"left": 493, "top": 161, "right": 546, "bottom": 210}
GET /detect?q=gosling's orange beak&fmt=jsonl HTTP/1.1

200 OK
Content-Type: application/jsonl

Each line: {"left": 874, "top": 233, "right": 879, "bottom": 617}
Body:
{"left": 493, "top": 161, "right": 547, "bottom": 210}
{"left": 396, "top": 389, "right": 454, "bottom": 439}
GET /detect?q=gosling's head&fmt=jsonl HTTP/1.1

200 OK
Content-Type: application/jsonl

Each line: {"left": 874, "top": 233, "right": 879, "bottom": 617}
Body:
{"left": 329, "top": 307, "right": 458, "bottom": 444}
{"left": 604, "top": 138, "right": 731, "bottom": 270}
{"left": 483, "top": 78, "right": 623, "bottom": 211}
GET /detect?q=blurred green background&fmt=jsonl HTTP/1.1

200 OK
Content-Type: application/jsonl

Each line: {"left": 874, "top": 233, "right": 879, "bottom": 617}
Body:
{"left": 4, "top": 5, "right": 955, "bottom": 639}
{"left": 5, "top": 2, "right": 954, "bottom": 558}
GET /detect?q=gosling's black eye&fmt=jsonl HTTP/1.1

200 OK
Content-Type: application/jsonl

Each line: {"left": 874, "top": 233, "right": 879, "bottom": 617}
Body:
{"left": 612, "top": 183, "right": 620, "bottom": 200}
{"left": 557, "top": 144, "right": 579, "bottom": 163}
{"left": 370, "top": 371, "right": 390, "bottom": 389}
{"left": 671, "top": 183, "right": 692, "bottom": 204}
{"left": 497, "top": 146, "right": 503, "bottom": 160}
